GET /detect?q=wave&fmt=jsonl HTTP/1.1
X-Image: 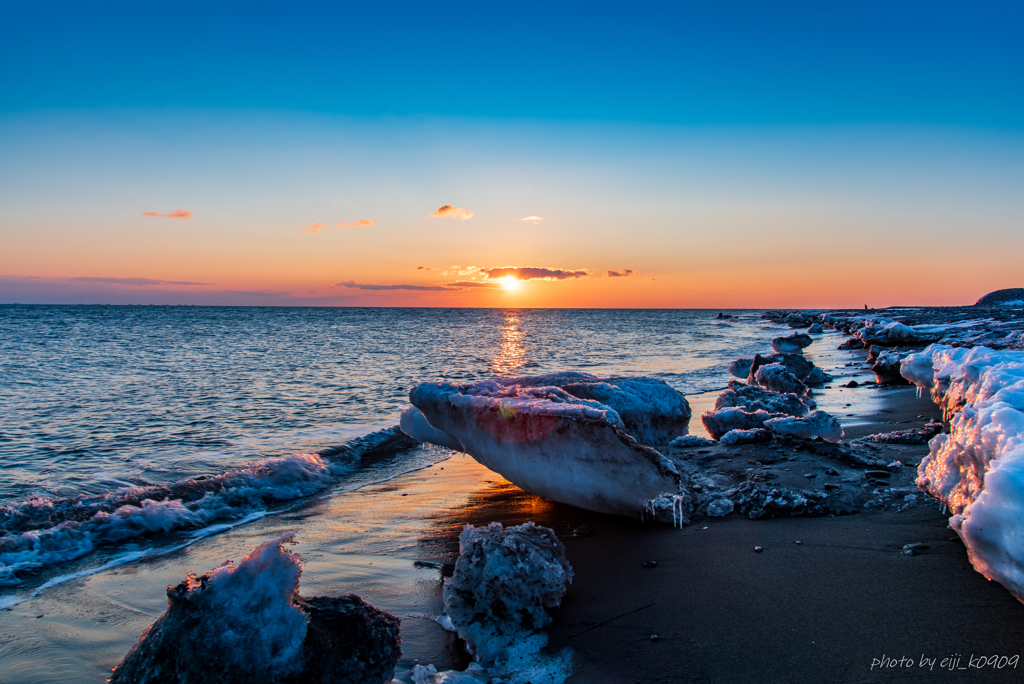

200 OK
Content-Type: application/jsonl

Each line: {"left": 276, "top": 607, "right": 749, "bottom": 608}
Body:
{"left": 0, "top": 427, "right": 413, "bottom": 586}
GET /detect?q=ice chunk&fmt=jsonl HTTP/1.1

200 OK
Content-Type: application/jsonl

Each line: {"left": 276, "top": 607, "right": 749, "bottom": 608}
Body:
{"left": 871, "top": 349, "right": 911, "bottom": 386}
{"left": 669, "top": 435, "right": 718, "bottom": 448}
{"left": 728, "top": 358, "right": 753, "bottom": 378}
{"left": 719, "top": 428, "right": 772, "bottom": 446}
{"left": 764, "top": 410, "right": 844, "bottom": 443}
{"left": 409, "top": 381, "right": 682, "bottom": 518}
{"left": 807, "top": 323, "right": 823, "bottom": 334}
{"left": 754, "top": 363, "right": 809, "bottom": 396}
{"left": 702, "top": 407, "right": 786, "bottom": 440}
{"left": 771, "top": 333, "right": 812, "bottom": 353}
{"left": 110, "top": 534, "right": 401, "bottom": 684}
{"left": 714, "top": 380, "right": 810, "bottom": 416}
{"left": 707, "top": 498, "right": 735, "bottom": 517}
{"left": 418, "top": 522, "right": 574, "bottom": 684}
{"left": 401, "top": 406, "right": 464, "bottom": 451}
{"left": 747, "top": 353, "right": 813, "bottom": 383}
{"left": 804, "top": 367, "right": 833, "bottom": 386}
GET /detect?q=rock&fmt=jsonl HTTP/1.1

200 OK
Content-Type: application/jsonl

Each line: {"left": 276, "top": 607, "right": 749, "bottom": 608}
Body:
{"left": 844, "top": 380, "right": 859, "bottom": 388}
{"left": 803, "top": 366, "right": 833, "bottom": 386}
{"left": 901, "top": 543, "right": 929, "bottom": 556}
{"left": 807, "top": 324, "right": 823, "bottom": 334}
{"left": 110, "top": 534, "right": 401, "bottom": 684}
{"left": 641, "top": 560, "right": 658, "bottom": 568}
{"left": 865, "top": 470, "right": 891, "bottom": 478}
{"left": 837, "top": 337, "right": 865, "bottom": 350}
{"left": 871, "top": 349, "right": 912, "bottom": 386}
{"left": 754, "top": 546, "right": 763, "bottom": 553}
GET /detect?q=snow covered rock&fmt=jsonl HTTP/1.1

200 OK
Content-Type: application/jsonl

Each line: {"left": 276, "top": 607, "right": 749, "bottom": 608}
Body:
{"left": 764, "top": 411, "right": 844, "bottom": 443}
{"left": 408, "top": 380, "right": 683, "bottom": 518}
{"left": 728, "top": 358, "right": 754, "bottom": 378}
{"left": 415, "top": 522, "right": 573, "bottom": 684}
{"left": 901, "top": 344, "right": 1024, "bottom": 603}
{"left": 807, "top": 323, "right": 823, "bottom": 334}
{"left": 110, "top": 534, "right": 401, "bottom": 684}
{"left": 771, "top": 333, "right": 813, "bottom": 353}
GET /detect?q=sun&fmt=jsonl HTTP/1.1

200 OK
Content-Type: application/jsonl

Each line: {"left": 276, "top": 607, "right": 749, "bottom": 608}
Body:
{"left": 500, "top": 276, "right": 519, "bottom": 291}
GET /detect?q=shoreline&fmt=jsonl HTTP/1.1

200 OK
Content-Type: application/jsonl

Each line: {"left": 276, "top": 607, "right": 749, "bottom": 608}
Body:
{"left": 4, "top": 313, "right": 1023, "bottom": 682}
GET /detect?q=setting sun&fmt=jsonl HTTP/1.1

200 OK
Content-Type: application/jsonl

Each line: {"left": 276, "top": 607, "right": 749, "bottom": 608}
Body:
{"left": 500, "top": 276, "right": 519, "bottom": 291}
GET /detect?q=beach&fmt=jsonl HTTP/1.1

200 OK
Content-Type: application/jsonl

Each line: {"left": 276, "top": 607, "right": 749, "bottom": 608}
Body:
{"left": 4, "top": 314, "right": 1023, "bottom": 683}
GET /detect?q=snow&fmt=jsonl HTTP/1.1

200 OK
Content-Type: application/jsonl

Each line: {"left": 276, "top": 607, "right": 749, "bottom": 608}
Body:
{"left": 408, "top": 380, "right": 684, "bottom": 518}
{"left": 707, "top": 498, "right": 735, "bottom": 517}
{"left": 900, "top": 345, "right": 1024, "bottom": 602}
{"left": 414, "top": 522, "right": 574, "bottom": 684}
{"left": 764, "top": 411, "right": 844, "bottom": 443}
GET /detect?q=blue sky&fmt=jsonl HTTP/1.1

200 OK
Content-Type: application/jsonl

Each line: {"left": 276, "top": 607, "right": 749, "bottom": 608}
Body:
{"left": 1, "top": 1, "right": 1021, "bottom": 307}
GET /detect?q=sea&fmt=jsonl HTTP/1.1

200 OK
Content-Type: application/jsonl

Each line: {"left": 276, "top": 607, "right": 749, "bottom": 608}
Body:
{"left": 0, "top": 305, "right": 792, "bottom": 682}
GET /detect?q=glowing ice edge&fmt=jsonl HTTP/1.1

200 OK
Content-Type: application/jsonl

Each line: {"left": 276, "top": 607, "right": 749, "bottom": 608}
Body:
{"left": 901, "top": 344, "right": 1024, "bottom": 603}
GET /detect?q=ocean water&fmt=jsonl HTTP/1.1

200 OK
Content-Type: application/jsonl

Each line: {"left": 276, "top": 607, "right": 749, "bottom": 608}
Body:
{"left": 0, "top": 306, "right": 774, "bottom": 599}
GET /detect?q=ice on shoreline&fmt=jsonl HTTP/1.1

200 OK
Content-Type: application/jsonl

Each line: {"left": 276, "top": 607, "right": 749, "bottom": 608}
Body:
{"left": 0, "top": 428, "right": 412, "bottom": 586}
{"left": 414, "top": 522, "right": 573, "bottom": 684}
{"left": 901, "top": 344, "right": 1024, "bottom": 603}
{"left": 110, "top": 533, "right": 402, "bottom": 684}
{"left": 406, "top": 377, "right": 686, "bottom": 519}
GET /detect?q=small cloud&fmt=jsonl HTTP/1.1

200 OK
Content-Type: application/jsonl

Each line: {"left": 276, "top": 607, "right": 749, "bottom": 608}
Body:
{"left": 520, "top": 216, "right": 544, "bottom": 224}
{"left": 417, "top": 266, "right": 433, "bottom": 270}
{"left": 143, "top": 209, "right": 193, "bottom": 219}
{"left": 302, "top": 222, "right": 328, "bottom": 234}
{"left": 335, "top": 218, "right": 377, "bottom": 228}
{"left": 607, "top": 269, "right": 634, "bottom": 278}
{"left": 484, "top": 267, "right": 589, "bottom": 281}
{"left": 447, "top": 280, "right": 501, "bottom": 289}
{"left": 337, "top": 280, "right": 452, "bottom": 291}
{"left": 431, "top": 204, "right": 473, "bottom": 220}
{"left": 68, "top": 276, "right": 209, "bottom": 286}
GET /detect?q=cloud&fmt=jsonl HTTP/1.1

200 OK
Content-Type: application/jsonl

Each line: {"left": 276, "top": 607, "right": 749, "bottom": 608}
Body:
{"left": 143, "top": 209, "right": 193, "bottom": 219}
{"left": 417, "top": 266, "right": 432, "bottom": 270}
{"left": 302, "top": 222, "right": 328, "bottom": 234}
{"left": 520, "top": 216, "right": 544, "bottom": 224}
{"left": 607, "top": 269, "right": 634, "bottom": 277}
{"left": 68, "top": 276, "right": 209, "bottom": 286}
{"left": 337, "top": 280, "right": 452, "bottom": 291}
{"left": 431, "top": 204, "right": 473, "bottom": 220}
{"left": 335, "top": 218, "right": 377, "bottom": 228}
{"left": 446, "top": 280, "right": 501, "bottom": 289}
{"left": 484, "top": 267, "right": 589, "bottom": 281}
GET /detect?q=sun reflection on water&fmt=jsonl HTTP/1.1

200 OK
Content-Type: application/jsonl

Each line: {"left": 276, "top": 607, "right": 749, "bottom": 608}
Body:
{"left": 490, "top": 310, "right": 529, "bottom": 377}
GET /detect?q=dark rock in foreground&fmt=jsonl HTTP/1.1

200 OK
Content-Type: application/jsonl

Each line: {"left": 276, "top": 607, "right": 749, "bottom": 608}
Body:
{"left": 111, "top": 534, "right": 401, "bottom": 684}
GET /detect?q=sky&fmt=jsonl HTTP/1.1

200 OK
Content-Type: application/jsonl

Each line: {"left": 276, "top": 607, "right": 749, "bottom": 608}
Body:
{"left": 1, "top": 0, "right": 1022, "bottom": 308}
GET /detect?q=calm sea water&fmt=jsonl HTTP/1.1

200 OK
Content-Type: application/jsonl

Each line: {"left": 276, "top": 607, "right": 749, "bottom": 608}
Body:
{"left": 0, "top": 305, "right": 772, "bottom": 590}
